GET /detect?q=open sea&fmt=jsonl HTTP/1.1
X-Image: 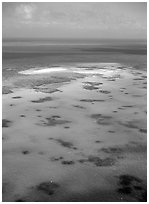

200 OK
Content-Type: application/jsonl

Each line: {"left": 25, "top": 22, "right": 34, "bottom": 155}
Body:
{"left": 2, "top": 38, "right": 147, "bottom": 79}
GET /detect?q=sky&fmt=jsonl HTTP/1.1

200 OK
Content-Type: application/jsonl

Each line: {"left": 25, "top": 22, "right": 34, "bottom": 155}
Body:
{"left": 2, "top": 2, "right": 147, "bottom": 39}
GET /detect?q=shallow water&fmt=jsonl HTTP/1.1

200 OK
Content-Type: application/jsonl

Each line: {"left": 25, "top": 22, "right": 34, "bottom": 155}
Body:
{"left": 2, "top": 63, "right": 147, "bottom": 201}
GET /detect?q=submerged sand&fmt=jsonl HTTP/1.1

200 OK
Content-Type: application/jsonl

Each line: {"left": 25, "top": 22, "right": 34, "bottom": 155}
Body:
{"left": 2, "top": 63, "right": 147, "bottom": 202}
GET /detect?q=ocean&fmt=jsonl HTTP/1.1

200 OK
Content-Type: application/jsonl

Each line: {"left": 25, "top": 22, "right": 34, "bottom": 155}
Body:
{"left": 2, "top": 38, "right": 147, "bottom": 79}
{"left": 2, "top": 38, "right": 147, "bottom": 201}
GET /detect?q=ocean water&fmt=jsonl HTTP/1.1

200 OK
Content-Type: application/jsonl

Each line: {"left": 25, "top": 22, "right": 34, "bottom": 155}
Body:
{"left": 2, "top": 38, "right": 147, "bottom": 79}
{"left": 2, "top": 38, "right": 147, "bottom": 201}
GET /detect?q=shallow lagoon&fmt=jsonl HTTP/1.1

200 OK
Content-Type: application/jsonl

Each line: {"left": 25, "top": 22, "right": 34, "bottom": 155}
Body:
{"left": 2, "top": 63, "right": 147, "bottom": 201}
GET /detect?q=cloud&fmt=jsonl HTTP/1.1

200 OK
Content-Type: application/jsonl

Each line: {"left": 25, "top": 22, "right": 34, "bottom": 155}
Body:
{"left": 15, "top": 4, "right": 36, "bottom": 20}
{"left": 2, "top": 3, "right": 147, "bottom": 39}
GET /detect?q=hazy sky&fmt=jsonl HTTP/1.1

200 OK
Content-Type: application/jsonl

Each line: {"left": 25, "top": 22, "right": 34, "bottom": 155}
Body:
{"left": 2, "top": 2, "right": 147, "bottom": 39}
